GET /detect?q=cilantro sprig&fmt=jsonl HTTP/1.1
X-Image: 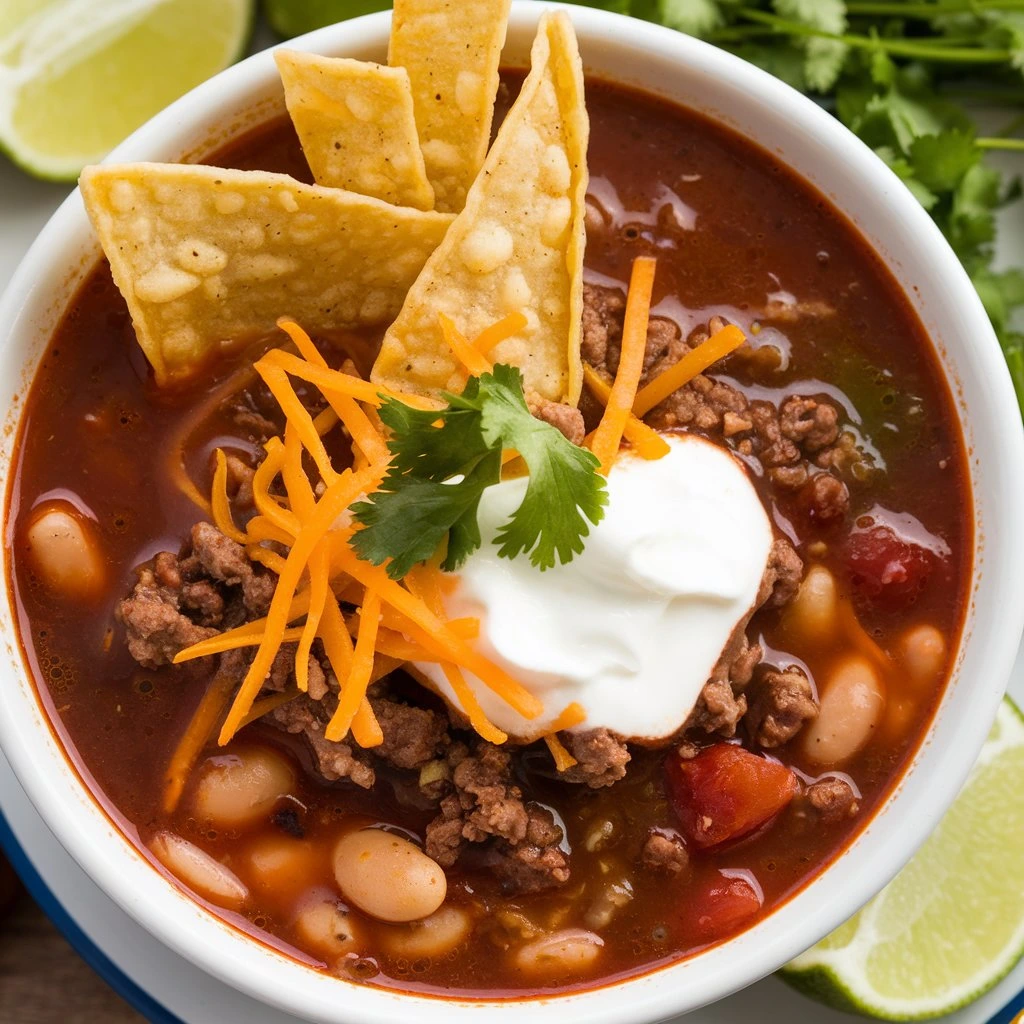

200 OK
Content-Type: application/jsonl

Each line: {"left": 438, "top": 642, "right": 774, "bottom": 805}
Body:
{"left": 563, "top": 0, "right": 1024, "bottom": 411}
{"left": 349, "top": 364, "right": 608, "bottom": 579}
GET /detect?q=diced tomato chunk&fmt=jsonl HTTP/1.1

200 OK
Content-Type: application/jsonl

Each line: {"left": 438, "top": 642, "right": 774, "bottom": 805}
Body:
{"left": 688, "top": 873, "right": 764, "bottom": 941}
{"left": 664, "top": 743, "right": 797, "bottom": 849}
{"left": 845, "top": 524, "right": 936, "bottom": 605}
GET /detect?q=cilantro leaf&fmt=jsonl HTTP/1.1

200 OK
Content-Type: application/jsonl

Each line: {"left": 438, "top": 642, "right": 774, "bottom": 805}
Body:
{"left": 659, "top": 0, "right": 725, "bottom": 35}
{"left": 567, "top": 0, "right": 1024, "bottom": 418}
{"left": 350, "top": 365, "right": 608, "bottom": 579}
{"left": 772, "top": 0, "right": 848, "bottom": 92}
{"left": 473, "top": 365, "right": 609, "bottom": 569}
{"left": 909, "top": 129, "right": 978, "bottom": 195}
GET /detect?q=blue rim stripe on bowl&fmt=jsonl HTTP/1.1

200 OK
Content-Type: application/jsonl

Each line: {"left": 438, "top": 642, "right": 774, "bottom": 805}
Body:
{"left": 987, "top": 990, "right": 1024, "bottom": 1024}
{"left": 0, "top": 810, "right": 185, "bottom": 1024}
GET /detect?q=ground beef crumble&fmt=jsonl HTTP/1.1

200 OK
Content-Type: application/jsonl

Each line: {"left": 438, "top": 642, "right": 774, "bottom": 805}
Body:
{"left": 117, "top": 522, "right": 277, "bottom": 668}
{"left": 560, "top": 729, "right": 630, "bottom": 788}
{"left": 425, "top": 743, "right": 569, "bottom": 892}
{"left": 745, "top": 667, "right": 818, "bottom": 748}
{"left": 805, "top": 777, "right": 860, "bottom": 823}
{"left": 528, "top": 394, "right": 586, "bottom": 445}
{"left": 640, "top": 830, "right": 690, "bottom": 876}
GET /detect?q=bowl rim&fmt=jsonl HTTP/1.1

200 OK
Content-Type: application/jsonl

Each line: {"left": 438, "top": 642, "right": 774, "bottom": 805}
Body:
{"left": 1, "top": 4, "right": 1023, "bottom": 1022}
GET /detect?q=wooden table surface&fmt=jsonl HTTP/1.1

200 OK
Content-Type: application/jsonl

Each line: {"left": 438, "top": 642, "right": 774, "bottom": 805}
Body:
{"left": 0, "top": 856, "right": 142, "bottom": 1022}
{"left": 0, "top": 883, "right": 144, "bottom": 1023}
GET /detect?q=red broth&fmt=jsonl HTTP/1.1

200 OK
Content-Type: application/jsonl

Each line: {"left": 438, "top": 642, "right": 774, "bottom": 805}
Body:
{"left": 5, "top": 77, "right": 970, "bottom": 996}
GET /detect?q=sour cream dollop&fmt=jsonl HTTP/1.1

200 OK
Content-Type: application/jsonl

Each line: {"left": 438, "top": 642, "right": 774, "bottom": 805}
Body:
{"left": 415, "top": 434, "right": 773, "bottom": 742}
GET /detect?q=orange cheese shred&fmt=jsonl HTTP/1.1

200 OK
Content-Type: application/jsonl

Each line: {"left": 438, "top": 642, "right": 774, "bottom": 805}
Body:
{"left": 217, "top": 466, "right": 385, "bottom": 746}
{"left": 261, "top": 347, "right": 384, "bottom": 406}
{"left": 404, "top": 565, "right": 509, "bottom": 744}
{"left": 246, "top": 545, "right": 288, "bottom": 575}
{"left": 163, "top": 359, "right": 257, "bottom": 515}
{"left": 244, "top": 515, "right": 294, "bottom": 547}
{"left": 313, "top": 407, "right": 339, "bottom": 436}
{"left": 211, "top": 448, "right": 249, "bottom": 544}
{"left": 448, "top": 617, "right": 480, "bottom": 640}
{"left": 547, "top": 701, "right": 586, "bottom": 732}
{"left": 256, "top": 360, "right": 339, "bottom": 487}
{"left": 440, "top": 662, "right": 508, "bottom": 745}
{"left": 352, "top": 697, "right": 384, "bottom": 747}
{"left": 366, "top": 625, "right": 436, "bottom": 662}
{"left": 317, "top": 593, "right": 355, "bottom": 688}
{"left": 162, "top": 672, "right": 237, "bottom": 814}
{"left": 331, "top": 544, "right": 541, "bottom": 719}
{"left": 296, "top": 546, "right": 330, "bottom": 693}
{"left": 169, "top": 459, "right": 212, "bottom": 517}
{"left": 326, "top": 589, "right": 381, "bottom": 743}
{"left": 251, "top": 439, "right": 299, "bottom": 537}
{"left": 632, "top": 323, "right": 746, "bottom": 418}
{"left": 541, "top": 703, "right": 586, "bottom": 772}
{"left": 439, "top": 313, "right": 493, "bottom": 377}
{"left": 590, "top": 256, "right": 657, "bottom": 473}
{"left": 473, "top": 311, "right": 528, "bottom": 354}
{"left": 175, "top": 625, "right": 305, "bottom": 661}
{"left": 263, "top": 347, "right": 439, "bottom": 412}
{"left": 582, "top": 365, "right": 670, "bottom": 461}
{"left": 277, "top": 318, "right": 389, "bottom": 465}
{"left": 238, "top": 689, "right": 299, "bottom": 730}
{"left": 544, "top": 734, "right": 577, "bottom": 772}
{"left": 174, "top": 586, "right": 315, "bottom": 661}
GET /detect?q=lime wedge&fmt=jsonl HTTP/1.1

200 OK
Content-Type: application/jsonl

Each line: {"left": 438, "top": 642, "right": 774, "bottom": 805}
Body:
{"left": 781, "top": 696, "right": 1024, "bottom": 1020}
{"left": 265, "top": 0, "right": 390, "bottom": 40}
{"left": 0, "top": 0, "right": 254, "bottom": 181}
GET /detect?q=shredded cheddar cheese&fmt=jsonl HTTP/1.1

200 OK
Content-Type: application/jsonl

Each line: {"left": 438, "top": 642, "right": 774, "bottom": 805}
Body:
{"left": 544, "top": 734, "right": 577, "bottom": 771}
{"left": 473, "top": 311, "right": 529, "bottom": 355}
{"left": 590, "top": 257, "right": 657, "bottom": 473}
{"left": 326, "top": 588, "right": 381, "bottom": 742}
{"left": 540, "top": 702, "right": 587, "bottom": 771}
{"left": 439, "top": 312, "right": 493, "bottom": 377}
{"left": 211, "top": 449, "right": 249, "bottom": 544}
{"left": 171, "top": 318, "right": 559, "bottom": 768}
{"left": 632, "top": 323, "right": 746, "bottom": 418}
{"left": 582, "top": 365, "right": 670, "bottom": 461}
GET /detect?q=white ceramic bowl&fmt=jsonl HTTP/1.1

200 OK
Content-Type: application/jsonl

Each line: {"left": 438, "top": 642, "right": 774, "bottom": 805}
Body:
{"left": 1, "top": 5, "right": 1022, "bottom": 1022}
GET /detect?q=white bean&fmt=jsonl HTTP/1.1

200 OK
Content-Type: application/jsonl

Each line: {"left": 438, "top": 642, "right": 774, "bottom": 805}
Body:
{"left": 150, "top": 831, "right": 248, "bottom": 910}
{"left": 802, "top": 656, "right": 885, "bottom": 766}
{"left": 293, "top": 897, "right": 362, "bottom": 959}
{"left": 243, "top": 835, "right": 320, "bottom": 899}
{"left": 24, "top": 504, "right": 105, "bottom": 600}
{"left": 514, "top": 928, "right": 604, "bottom": 976}
{"left": 898, "top": 624, "right": 947, "bottom": 687}
{"left": 333, "top": 829, "right": 446, "bottom": 923}
{"left": 785, "top": 565, "right": 838, "bottom": 643}
{"left": 584, "top": 878, "right": 633, "bottom": 930}
{"left": 193, "top": 747, "right": 295, "bottom": 828}
{"left": 380, "top": 906, "right": 472, "bottom": 958}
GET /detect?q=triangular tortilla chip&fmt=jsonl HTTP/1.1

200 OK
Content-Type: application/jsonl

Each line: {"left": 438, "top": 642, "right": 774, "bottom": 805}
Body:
{"left": 275, "top": 50, "right": 435, "bottom": 211}
{"left": 388, "top": 0, "right": 510, "bottom": 213}
{"left": 80, "top": 162, "right": 453, "bottom": 384}
{"left": 373, "top": 12, "right": 588, "bottom": 405}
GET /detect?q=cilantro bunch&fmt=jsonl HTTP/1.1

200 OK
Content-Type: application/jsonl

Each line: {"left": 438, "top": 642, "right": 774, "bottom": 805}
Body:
{"left": 350, "top": 364, "right": 608, "bottom": 579}
{"left": 564, "top": 0, "right": 1024, "bottom": 411}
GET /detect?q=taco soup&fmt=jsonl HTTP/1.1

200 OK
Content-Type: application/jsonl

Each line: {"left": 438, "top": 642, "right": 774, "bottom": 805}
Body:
{"left": 5, "top": 4, "right": 969, "bottom": 1000}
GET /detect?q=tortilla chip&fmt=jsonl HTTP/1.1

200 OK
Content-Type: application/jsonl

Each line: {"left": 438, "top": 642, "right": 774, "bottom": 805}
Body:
{"left": 275, "top": 50, "right": 435, "bottom": 211}
{"left": 372, "top": 12, "right": 588, "bottom": 405}
{"left": 388, "top": 0, "right": 510, "bottom": 213}
{"left": 79, "top": 162, "right": 453, "bottom": 384}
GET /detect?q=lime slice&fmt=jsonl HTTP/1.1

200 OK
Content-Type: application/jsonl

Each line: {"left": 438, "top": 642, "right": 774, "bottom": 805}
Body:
{"left": 781, "top": 696, "right": 1024, "bottom": 1020}
{"left": 0, "top": 0, "right": 254, "bottom": 181}
{"left": 265, "top": 0, "right": 390, "bottom": 40}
